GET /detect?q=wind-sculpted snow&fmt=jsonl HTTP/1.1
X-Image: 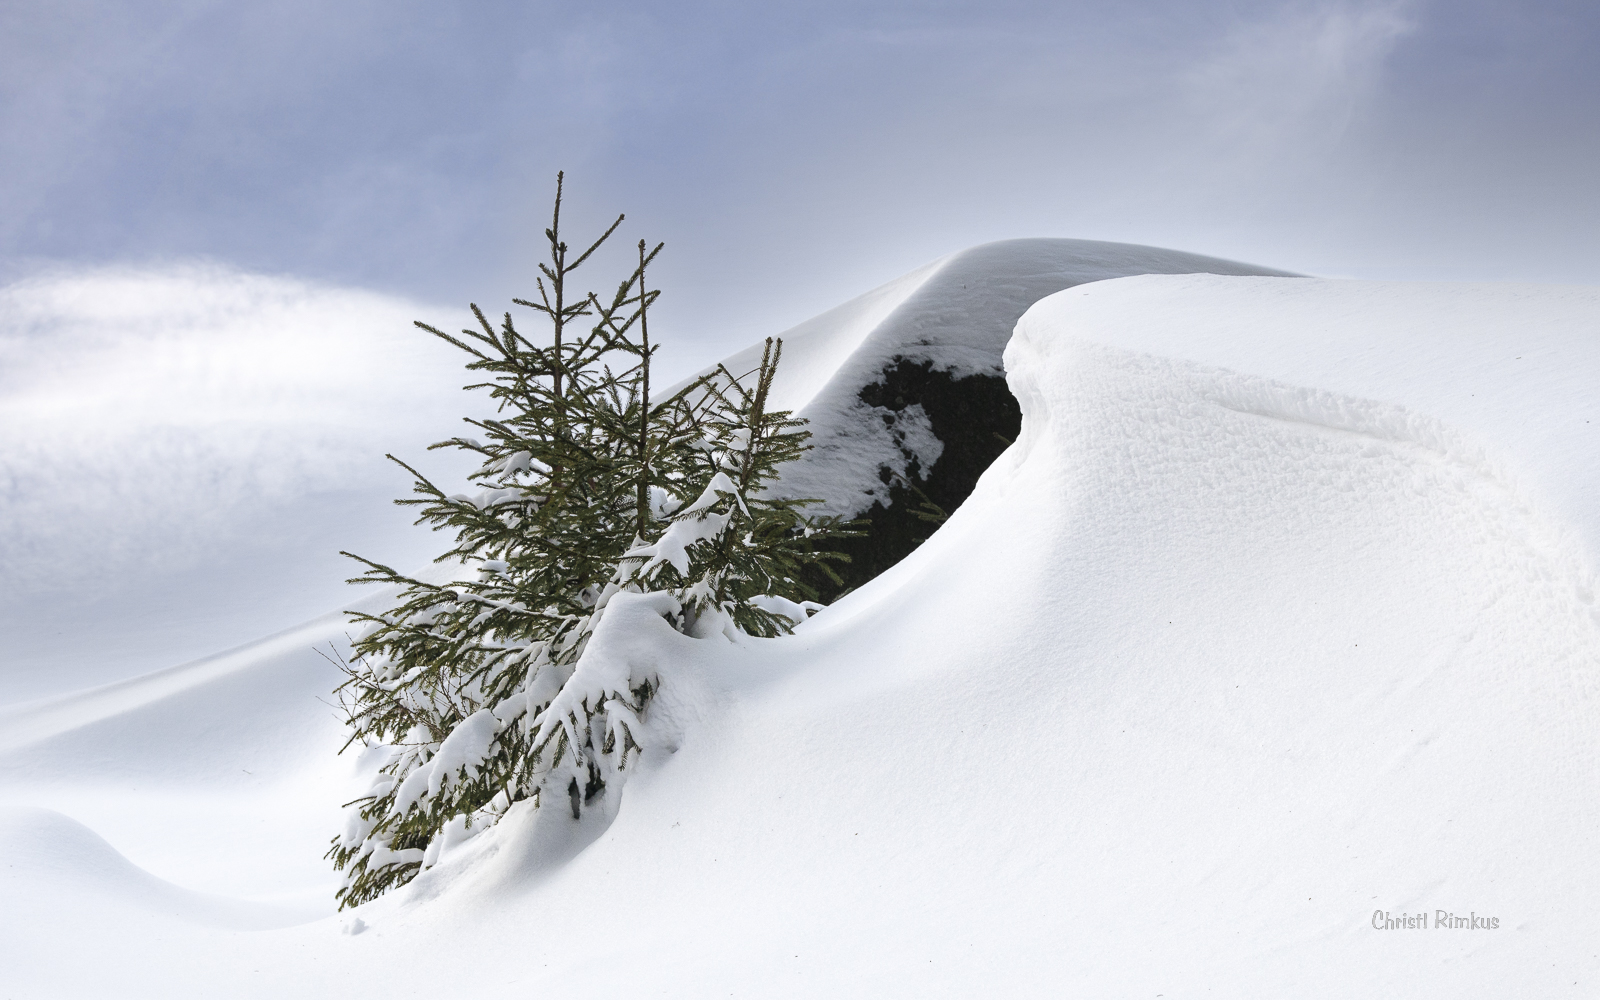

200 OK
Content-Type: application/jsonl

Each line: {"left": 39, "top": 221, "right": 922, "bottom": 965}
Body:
{"left": 707, "top": 238, "right": 1295, "bottom": 520}
{"left": 3, "top": 273, "right": 1599, "bottom": 997}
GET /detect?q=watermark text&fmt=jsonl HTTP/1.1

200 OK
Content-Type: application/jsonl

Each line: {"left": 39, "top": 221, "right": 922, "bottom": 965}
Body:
{"left": 1371, "top": 910, "right": 1499, "bottom": 930}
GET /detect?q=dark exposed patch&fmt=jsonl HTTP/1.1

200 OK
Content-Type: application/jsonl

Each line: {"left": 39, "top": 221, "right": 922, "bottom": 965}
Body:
{"left": 804, "top": 359, "right": 1021, "bottom": 602}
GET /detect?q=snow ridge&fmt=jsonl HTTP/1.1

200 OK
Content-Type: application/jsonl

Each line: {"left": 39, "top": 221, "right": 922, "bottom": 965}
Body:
{"left": 706, "top": 238, "right": 1294, "bottom": 519}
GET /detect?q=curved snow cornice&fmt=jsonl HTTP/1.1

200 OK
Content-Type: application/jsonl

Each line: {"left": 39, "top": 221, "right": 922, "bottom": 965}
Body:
{"left": 703, "top": 238, "right": 1296, "bottom": 521}
{"left": 721, "top": 237, "right": 1297, "bottom": 415}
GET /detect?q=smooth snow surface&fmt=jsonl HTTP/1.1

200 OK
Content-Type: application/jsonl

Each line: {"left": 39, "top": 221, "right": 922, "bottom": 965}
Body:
{"left": 4, "top": 271, "right": 1599, "bottom": 997}
{"left": 0, "top": 264, "right": 473, "bottom": 701}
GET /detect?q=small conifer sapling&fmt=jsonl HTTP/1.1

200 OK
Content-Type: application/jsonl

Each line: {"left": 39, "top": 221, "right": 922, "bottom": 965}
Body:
{"left": 327, "top": 176, "right": 850, "bottom": 908}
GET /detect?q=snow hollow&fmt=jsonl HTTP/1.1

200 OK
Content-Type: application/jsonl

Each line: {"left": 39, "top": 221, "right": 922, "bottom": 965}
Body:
{"left": 2, "top": 254, "right": 1598, "bottom": 997}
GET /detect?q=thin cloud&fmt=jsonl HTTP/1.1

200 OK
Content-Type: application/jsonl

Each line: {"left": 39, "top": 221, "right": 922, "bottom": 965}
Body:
{"left": 1184, "top": 1, "right": 1416, "bottom": 156}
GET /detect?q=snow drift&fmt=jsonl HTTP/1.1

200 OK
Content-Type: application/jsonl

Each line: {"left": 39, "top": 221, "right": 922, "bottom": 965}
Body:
{"left": 710, "top": 238, "right": 1294, "bottom": 593}
{"left": 3, "top": 270, "right": 1598, "bottom": 997}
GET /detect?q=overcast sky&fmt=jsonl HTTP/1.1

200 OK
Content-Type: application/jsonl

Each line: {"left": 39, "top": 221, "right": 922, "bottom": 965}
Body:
{"left": 5, "top": 0, "right": 1598, "bottom": 350}
{"left": 3, "top": 0, "right": 1597, "bottom": 699}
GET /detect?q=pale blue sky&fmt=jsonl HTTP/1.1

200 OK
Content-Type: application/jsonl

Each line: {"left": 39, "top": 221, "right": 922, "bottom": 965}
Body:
{"left": 4, "top": 0, "right": 1597, "bottom": 351}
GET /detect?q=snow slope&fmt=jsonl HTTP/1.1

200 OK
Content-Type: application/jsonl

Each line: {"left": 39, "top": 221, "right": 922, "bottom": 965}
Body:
{"left": 0, "top": 264, "right": 473, "bottom": 702}
{"left": 4, "top": 272, "right": 1599, "bottom": 997}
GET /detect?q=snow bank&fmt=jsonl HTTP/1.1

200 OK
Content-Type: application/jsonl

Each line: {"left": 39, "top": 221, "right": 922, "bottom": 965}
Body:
{"left": 4, "top": 271, "right": 1598, "bottom": 997}
{"left": 0, "top": 806, "right": 310, "bottom": 930}
{"left": 1021, "top": 274, "right": 1600, "bottom": 581}
{"left": 0, "top": 573, "right": 453, "bottom": 919}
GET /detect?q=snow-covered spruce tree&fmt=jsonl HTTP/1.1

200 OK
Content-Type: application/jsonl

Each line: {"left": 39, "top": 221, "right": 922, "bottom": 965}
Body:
{"left": 612, "top": 336, "right": 837, "bottom": 638}
{"left": 327, "top": 178, "right": 849, "bottom": 908}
